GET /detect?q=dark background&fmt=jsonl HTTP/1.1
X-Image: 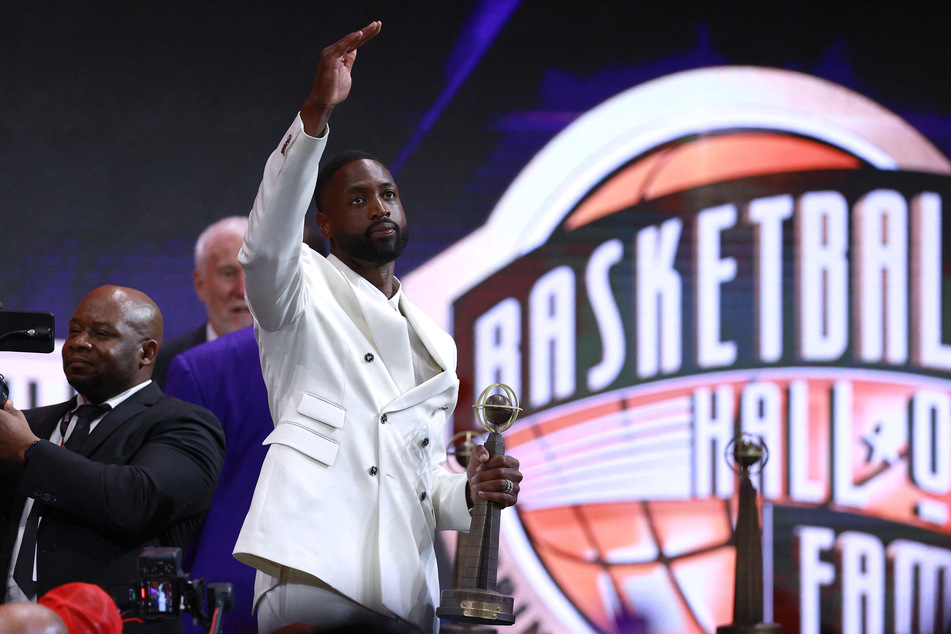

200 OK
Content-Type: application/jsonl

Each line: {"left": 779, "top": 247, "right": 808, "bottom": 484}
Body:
{"left": 4, "top": 0, "right": 951, "bottom": 339}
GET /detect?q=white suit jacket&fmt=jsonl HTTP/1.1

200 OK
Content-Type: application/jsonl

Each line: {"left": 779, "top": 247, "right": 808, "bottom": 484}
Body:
{"left": 234, "top": 115, "right": 470, "bottom": 632}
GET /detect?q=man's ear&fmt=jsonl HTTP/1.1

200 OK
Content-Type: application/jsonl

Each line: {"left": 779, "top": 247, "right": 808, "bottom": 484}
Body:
{"left": 140, "top": 339, "right": 159, "bottom": 367}
{"left": 315, "top": 212, "right": 333, "bottom": 240}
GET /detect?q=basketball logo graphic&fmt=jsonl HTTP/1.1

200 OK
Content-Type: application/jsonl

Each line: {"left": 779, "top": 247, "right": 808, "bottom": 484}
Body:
{"left": 408, "top": 67, "right": 951, "bottom": 633}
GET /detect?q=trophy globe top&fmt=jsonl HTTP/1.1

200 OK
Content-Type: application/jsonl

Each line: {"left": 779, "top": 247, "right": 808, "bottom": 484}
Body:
{"left": 473, "top": 384, "right": 521, "bottom": 434}
{"left": 725, "top": 433, "right": 769, "bottom": 475}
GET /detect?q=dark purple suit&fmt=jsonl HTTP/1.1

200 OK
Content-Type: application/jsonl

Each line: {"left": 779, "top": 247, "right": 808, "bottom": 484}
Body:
{"left": 153, "top": 325, "right": 208, "bottom": 391}
{"left": 165, "top": 326, "right": 270, "bottom": 634}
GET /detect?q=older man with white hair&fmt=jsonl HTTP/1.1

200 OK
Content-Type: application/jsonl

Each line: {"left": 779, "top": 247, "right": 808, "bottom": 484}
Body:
{"left": 153, "top": 216, "right": 253, "bottom": 388}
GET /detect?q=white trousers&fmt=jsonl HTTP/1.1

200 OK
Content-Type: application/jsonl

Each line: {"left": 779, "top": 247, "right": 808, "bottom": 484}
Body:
{"left": 254, "top": 568, "right": 421, "bottom": 634}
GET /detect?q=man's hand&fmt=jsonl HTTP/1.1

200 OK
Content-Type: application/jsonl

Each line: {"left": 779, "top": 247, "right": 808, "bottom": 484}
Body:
{"left": 0, "top": 400, "right": 40, "bottom": 463}
{"left": 466, "top": 444, "right": 522, "bottom": 508}
{"left": 301, "top": 21, "right": 382, "bottom": 137}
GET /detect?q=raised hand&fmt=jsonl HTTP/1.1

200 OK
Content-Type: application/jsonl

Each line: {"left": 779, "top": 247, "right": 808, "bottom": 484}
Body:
{"left": 301, "top": 21, "right": 382, "bottom": 136}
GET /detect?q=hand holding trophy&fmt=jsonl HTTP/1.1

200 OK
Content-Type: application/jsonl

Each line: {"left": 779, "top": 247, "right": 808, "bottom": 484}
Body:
{"left": 437, "top": 384, "right": 521, "bottom": 626}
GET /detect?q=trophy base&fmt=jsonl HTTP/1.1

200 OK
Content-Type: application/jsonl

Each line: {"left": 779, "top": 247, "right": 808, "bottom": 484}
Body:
{"left": 437, "top": 589, "right": 515, "bottom": 626}
{"left": 716, "top": 623, "right": 782, "bottom": 634}
{"left": 440, "top": 623, "right": 497, "bottom": 633}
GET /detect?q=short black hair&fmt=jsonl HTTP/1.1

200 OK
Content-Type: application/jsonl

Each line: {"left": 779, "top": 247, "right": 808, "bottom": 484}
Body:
{"left": 313, "top": 150, "right": 382, "bottom": 213}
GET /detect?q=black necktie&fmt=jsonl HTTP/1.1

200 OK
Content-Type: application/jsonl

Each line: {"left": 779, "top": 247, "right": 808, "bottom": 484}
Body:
{"left": 12, "top": 505, "right": 39, "bottom": 598}
{"left": 13, "top": 403, "right": 112, "bottom": 596}
{"left": 62, "top": 403, "right": 111, "bottom": 450}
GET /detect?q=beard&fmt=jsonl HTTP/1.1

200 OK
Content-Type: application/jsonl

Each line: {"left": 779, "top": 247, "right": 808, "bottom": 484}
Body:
{"left": 335, "top": 220, "right": 410, "bottom": 264}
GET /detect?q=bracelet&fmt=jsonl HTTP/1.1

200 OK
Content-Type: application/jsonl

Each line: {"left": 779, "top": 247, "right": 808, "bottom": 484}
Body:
{"left": 23, "top": 440, "right": 40, "bottom": 463}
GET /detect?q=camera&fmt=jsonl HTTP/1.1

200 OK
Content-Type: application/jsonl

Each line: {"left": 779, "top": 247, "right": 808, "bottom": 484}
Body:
{"left": 127, "top": 547, "right": 232, "bottom": 634}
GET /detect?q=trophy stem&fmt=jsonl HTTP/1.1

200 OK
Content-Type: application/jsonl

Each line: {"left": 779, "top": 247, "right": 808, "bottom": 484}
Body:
{"left": 734, "top": 475, "right": 765, "bottom": 623}
{"left": 717, "top": 463, "right": 781, "bottom": 634}
{"left": 461, "top": 432, "right": 503, "bottom": 592}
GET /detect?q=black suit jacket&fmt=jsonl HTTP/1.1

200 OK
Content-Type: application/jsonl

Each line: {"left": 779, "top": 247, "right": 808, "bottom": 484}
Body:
{"left": 152, "top": 325, "right": 208, "bottom": 390}
{"left": 0, "top": 382, "right": 225, "bottom": 633}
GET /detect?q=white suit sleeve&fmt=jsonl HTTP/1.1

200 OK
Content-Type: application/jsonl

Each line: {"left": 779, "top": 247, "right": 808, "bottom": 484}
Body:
{"left": 432, "top": 466, "right": 472, "bottom": 532}
{"left": 239, "top": 114, "right": 328, "bottom": 332}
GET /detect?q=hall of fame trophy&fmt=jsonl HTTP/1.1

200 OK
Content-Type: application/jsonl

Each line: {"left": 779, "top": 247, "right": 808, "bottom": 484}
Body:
{"left": 437, "top": 384, "right": 520, "bottom": 626}
{"left": 717, "top": 433, "right": 782, "bottom": 634}
{"left": 441, "top": 430, "right": 494, "bottom": 634}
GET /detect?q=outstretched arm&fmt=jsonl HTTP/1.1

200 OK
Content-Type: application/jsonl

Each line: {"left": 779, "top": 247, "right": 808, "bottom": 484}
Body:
{"left": 240, "top": 22, "right": 381, "bottom": 331}
{"left": 300, "top": 20, "right": 382, "bottom": 137}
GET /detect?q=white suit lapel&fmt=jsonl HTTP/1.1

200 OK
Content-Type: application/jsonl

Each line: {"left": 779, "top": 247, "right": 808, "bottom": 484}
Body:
{"left": 384, "top": 366, "right": 458, "bottom": 413}
{"left": 399, "top": 294, "right": 453, "bottom": 373}
{"left": 328, "top": 256, "right": 415, "bottom": 394}
{"left": 362, "top": 299, "right": 416, "bottom": 394}
{"left": 323, "top": 255, "right": 378, "bottom": 353}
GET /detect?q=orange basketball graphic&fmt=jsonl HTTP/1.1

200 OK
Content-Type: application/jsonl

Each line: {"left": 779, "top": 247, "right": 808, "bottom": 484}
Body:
{"left": 564, "top": 132, "right": 863, "bottom": 232}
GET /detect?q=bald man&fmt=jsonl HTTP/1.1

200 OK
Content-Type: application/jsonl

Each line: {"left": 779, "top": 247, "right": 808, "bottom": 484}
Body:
{"left": 0, "top": 602, "right": 67, "bottom": 634}
{"left": 0, "top": 286, "right": 225, "bottom": 633}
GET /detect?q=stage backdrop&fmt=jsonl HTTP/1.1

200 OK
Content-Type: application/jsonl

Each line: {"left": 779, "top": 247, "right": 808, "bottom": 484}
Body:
{"left": 4, "top": 2, "right": 951, "bottom": 633}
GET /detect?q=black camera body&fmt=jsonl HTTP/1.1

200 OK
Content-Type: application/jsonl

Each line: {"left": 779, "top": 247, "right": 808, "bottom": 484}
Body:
{"left": 129, "top": 547, "right": 204, "bottom": 622}
{"left": 132, "top": 547, "right": 198, "bottom": 620}
{"left": 127, "top": 547, "right": 232, "bottom": 633}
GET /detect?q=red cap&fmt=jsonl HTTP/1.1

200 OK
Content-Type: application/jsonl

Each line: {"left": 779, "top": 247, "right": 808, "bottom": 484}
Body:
{"left": 38, "top": 582, "right": 123, "bottom": 634}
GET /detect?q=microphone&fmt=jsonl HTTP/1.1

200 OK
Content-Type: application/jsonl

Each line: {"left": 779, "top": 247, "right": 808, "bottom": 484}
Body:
{"left": 24, "top": 327, "right": 53, "bottom": 341}
{"left": 0, "top": 327, "right": 53, "bottom": 343}
{"left": 0, "top": 310, "right": 55, "bottom": 353}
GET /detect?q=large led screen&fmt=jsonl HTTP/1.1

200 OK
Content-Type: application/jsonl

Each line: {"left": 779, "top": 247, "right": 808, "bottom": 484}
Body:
{"left": 408, "top": 67, "right": 951, "bottom": 633}
{"left": 5, "top": 3, "right": 951, "bottom": 632}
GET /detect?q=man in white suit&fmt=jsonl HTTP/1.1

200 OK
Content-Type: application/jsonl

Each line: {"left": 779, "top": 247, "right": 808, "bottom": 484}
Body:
{"left": 235, "top": 22, "right": 522, "bottom": 634}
